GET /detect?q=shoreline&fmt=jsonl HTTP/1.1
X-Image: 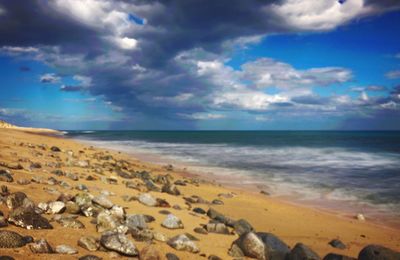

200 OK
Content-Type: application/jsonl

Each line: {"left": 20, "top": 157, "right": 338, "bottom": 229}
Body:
{"left": 0, "top": 127, "right": 399, "bottom": 259}
{"left": 73, "top": 137, "right": 400, "bottom": 230}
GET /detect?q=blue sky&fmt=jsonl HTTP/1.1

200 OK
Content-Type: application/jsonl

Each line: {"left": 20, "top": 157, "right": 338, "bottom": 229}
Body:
{"left": 0, "top": 1, "right": 399, "bottom": 130}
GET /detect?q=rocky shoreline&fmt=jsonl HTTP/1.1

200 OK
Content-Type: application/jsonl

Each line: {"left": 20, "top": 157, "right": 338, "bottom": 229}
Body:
{"left": 0, "top": 128, "right": 399, "bottom": 259}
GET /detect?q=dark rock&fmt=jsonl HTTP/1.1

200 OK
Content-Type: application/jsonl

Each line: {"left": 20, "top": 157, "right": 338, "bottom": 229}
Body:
{"left": 162, "top": 184, "right": 181, "bottom": 196}
{"left": 232, "top": 232, "right": 266, "bottom": 259}
{"left": 208, "top": 255, "right": 222, "bottom": 260}
{"left": 166, "top": 253, "right": 180, "bottom": 260}
{"left": 234, "top": 219, "right": 254, "bottom": 235}
{"left": 0, "top": 256, "right": 14, "bottom": 260}
{"left": 0, "top": 170, "right": 13, "bottom": 183}
{"left": 8, "top": 206, "right": 53, "bottom": 229}
{"left": 29, "top": 238, "right": 54, "bottom": 253}
{"left": 358, "top": 244, "right": 400, "bottom": 260}
{"left": 211, "top": 199, "right": 224, "bottom": 205}
{"left": 130, "top": 227, "right": 154, "bottom": 242}
{"left": 79, "top": 255, "right": 102, "bottom": 260}
{"left": 51, "top": 146, "right": 61, "bottom": 152}
{"left": 0, "top": 230, "right": 32, "bottom": 248}
{"left": 193, "top": 207, "right": 206, "bottom": 214}
{"left": 51, "top": 169, "right": 64, "bottom": 176}
{"left": 0, "top": 216, "right": 8, "bottom": 227}
{"left": 329, "top": 239, "right": 346, "bottom": 249}
{"left": 323, "top": 253, "right": 356, "bottom": 260}
{"left": 194, "top": 227, "right": 208, "bottom": 234}
{"left": 100, "top": 231, "right": 138, "bottom": 256}
{"left": 257, "top": 232, "right": 290, "bottom": 260}
{"left": 30, "top": 162, "right": 42, "bottom": 169}
{"left": 78, "top": 236, "right": 99, "bottom": 251}
{"left": 207, "top": 208, "right": 236, "bottom": 227}
{"left": 156, "top": 198, "right": 171, "bottom": 207}
{"left": 159, "top": 210, "right": 171, "bottom": 215}
{"left": 144, "top": 179, "right": 160, "bottom": 192}
{"left": 288, "top": 243, "right": 321, "bottom": 260}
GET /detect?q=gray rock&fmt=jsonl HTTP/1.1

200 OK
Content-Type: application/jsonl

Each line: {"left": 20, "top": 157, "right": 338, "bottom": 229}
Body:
{"left": 55, "top": 244, "right": 78, "bottom": 254}
{"left": 166, "top": 253, "right": 180, "bottom": 260}
{"left": 96, "top": 211, "right": 118, "bottom": 233}
{"left": 6, "top": 192, "right": 29, "bottom": 209}
{"left": 358, "top": 244, "right": 400, "bottom": 260}
{"left": 29, "top": 239, "right": 54, "bottom": 253}
{"left": 257, "top": 232, "right": 290, "bottom": 260}
{"left": 228, "top": 243, "right": 244, "bottom": 257}
{"left": 205, "top": 223, "right": 230, "bottom": 234}
{"left": 144, "top": 179, "right": 160, "bottom": 192}
{"left": 0, "top": 170, "right": 13, "bottom": 182}
{"left": 288, "top": 243, "right": 321, "bottom": 260}
{"left": 138, "top": 193, "right": 157, "bottom": 207}
{"left": 78, "top": 236, "right": 99, "bottom": 251}
{"left": 79, "top": 255, "right": 102, "bottom": 260}
{"left": 162, "top": 184, "right": 181, "bottom": 196}
{"left": 57, "top": 217, "right": 85, "bottom": 229}
{"left": 207, "top": 208, "right": 236, "bottom": 227}
{"left": 323, "top": 253, "right": 356, "bottom": 260}
{"left": 162, "top": 214, "right": 184, "bottom": 229}
{"left": 194, "top": 227, "right": 208, "bottom": 234}
{"left": 234, "top": 219, "right": 254, "bottom": 235}
{"left": 100, "top": 231, "right": 138, "bottom": 256}
{"left": 8, "top": 206, "right": 53, "bottom": 229}
{"left": 329, "top": 239, "right": 346, "bottom": 249}
{"left": 0, "top": 230, "right": 32, "bottom": 248}
{"left": 233, "top": 232, "right": 266, "bottom": 260}
{"left": 193, "top": 207, "right": 206, "bottom": 214}
{"left": 93, "top": 195, "right": 113, "bottom": 209}
{"left": 74, "top": 192, "right": 93, "bottom": 207}
{"left": 167, "top": 234, "right": 199, "bottom": 253}
{"left": 47, "top": 201, "right": 66, "bottom": 214}
{"left": 130, "top": 228, "right": 154, "bottom": 242}
{"left": 126, "top": 214, "right": 148, "bottom": 230}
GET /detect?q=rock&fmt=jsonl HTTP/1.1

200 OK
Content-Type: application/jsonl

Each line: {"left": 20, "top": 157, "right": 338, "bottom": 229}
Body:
{"left": 144, "top": 214, "right": 156, "bottom": 223}
{"left": 37, "top": 203, "right": 48, "bottom": 213}
{"left": 194, "top": 227, "right": 208, "bottom": 234}
{"left": 51, "top": 169, "right": 64, "bottom": 176}
{"left": 75, "top": 192, "right": 93, "bottom": 207}
{"left": 323, "top": 253, "right": 356, "bottom": 260}
{"left": 76, "top": 184, "right": 89, "bottom": 191}
{"left": 234, "top": 219, "right": 254, "bottom": 235}
{"left": 30, "top": 162, "right": 42, "bottom": 169}
{"left": 79, "top": 255, "right": 103, "bottom": 260}
{"left": 356, "top": 213, "right": 365, "bottom": 221}
{"left": 329, "top": 239, "right": 346, "bottom": 249}
{"left": 140, "top": 245, "right": 162, "bottom": 260}
{"left": 144, "top": 179, "right": 160, "bottom": 192}
{"left": 78, "top": 236, "right": 99, "bottom": 251}
{"left": 153, "top": 232, "right": 169, "bottom": 242}
{"left": 93, "top": 195, "right": 113, "bottom": 209}
{"left": 130, "top": 228, "right": 154, "bottom": 242}
{"left": 167, "top": 234, "right": 199, "bottom": 253}
{"left": 0, "top": 170, "right": 13, "bottom": 183}
{"left": 66, "top": 172, "right": 79, "bottom": 181}
{"left": 358, "top": 244, "right": 400, "bottom": 260}
{"left": 126, "top": 214, "right": 148, "bottom": 230}
{"left": 138, "top": 193, "right": 157, "bottom": 207}
{"left": 29, "top": 239, "right": 54, "bottom": 253}
{"left": 57, "top": 217, "right": 85, "bottom": 229}
{"left": 228, "top": 243, "right": 245, "bottom": 257}
{"left": 8, "top": 206, "right": 53, "bottom": 229}
{"left": 257, "top": 232, "right": 290, "bottom": 260}
{"left": 17, "top": 179, "right": 31, "bottom": 185}
{"left": 96, "top": 211, "right": 118, "bottom": 233}
{"left": 159, "top": 210, "right": 171, "bottom": 215}
{"left": 166, "top": 253, "right": 180, "bottom": 260}
{"left": 162, "top": 214, "right": 184, "bottom": 229}
{"left": 162, "top": 184, "right": 181, "bottom": 196}
{"left": 47, "top": 201, "right": 66, "bottom": 214}
{"left": 207, "top": 208, "right": 236, "bottom": 227}
{"left": 65, "top": 201, "right": 80, "bottom": 214}
{"left": 0, "top": 256, "right": 14, "bottom": 260}
{"left": 0, "top": 216, "right": 8, "bottom": 227}
{"left": 50, "top": 146, "right": 61, "bottom": 152}
{"left": 208, "top": 255, "right": 222, "bottom": 260}
{"left": 6, "top": 192, "right": 28, "bottom": 209}
{"left": 288, "top": 243, "right": 321, "bottom": 260}
{"left": 232, "top": 232, "right": 266, "bottom": 260}
{"left": 193, "top": 207, "right": 206, "bottom": 214}
{"left": 77, "top": 160, "right": 89, "bottom": 168}
{"left": 205, "top": 223, "right": 230, "bottom": 234}
{"left": 218, "top": 192, "right": 234, "bottom": 198}
{"left": 0, "top": 230, "right": 32, "bottom": 248}
{"left": 100, "top": 231, "right": 138, "bottom": 256}
{"left": 110, "top": 205, "right": 125, "bottom": 221}
{"left": 174, "top": 180, "right": 186, "bottom": 186}
{"left": 55, "top": 244, "right": 78, "bottom": 254}
{"left": 156, "top": 198, "right": 171, "bottom": 207}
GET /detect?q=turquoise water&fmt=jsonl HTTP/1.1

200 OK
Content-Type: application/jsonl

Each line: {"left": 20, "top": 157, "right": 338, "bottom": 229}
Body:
{"left": 67, "top": 131, "right": 400, "bottom": 215}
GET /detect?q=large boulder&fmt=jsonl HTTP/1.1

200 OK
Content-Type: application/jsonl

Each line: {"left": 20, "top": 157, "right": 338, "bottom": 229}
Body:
{"left": 257, "top": 232, "right": 290, "bottom": 260}
{"left": 234, "top": 219, "right": 254, "bottom": 235}
{"left": 232, "top": 232, "right": 266, "bottom": 260}
{"left": 358, "top": 245, "right": 400, "bottom": 260}
{"left": 0, "top": 230, "right": 33, "bottom": 248}
{"left": 288, "top": 243, "right": 321, "bottom": 260}
{"left": 8, "top": 207, "right": 53, "bottom": 229}
{"left": 323, "top": 253, "right": 356, "bottom": 260}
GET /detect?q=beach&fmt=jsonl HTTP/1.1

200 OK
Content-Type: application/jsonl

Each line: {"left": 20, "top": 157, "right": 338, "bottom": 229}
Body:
{"left": 0, "top": 127, "right": 399, "bottom": 259}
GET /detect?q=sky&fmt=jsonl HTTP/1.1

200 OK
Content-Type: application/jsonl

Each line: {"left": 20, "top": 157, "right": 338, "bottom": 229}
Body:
{"left": 0, "top": 0, "right": 400, "bottom": 130}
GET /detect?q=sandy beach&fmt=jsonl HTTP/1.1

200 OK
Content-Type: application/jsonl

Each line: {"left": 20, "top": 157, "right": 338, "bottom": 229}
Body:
{"left": 0, "top": 127, "right": 399, "bottom": 260}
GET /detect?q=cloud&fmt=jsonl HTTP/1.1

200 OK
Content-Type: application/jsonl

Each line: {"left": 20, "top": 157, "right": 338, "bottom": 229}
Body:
{"left": 1, "top": 0, "right": 399, "bottom": 127}
{"left": 40, "top": 73, "right": 60, "bottom": 83}
{"left": 385, "top": 70, "right": 400, "bottom": 79}
{"left": 178, "top": 113, "right": 226, "bottom": 120}
{"left": 351, "top": 85, "right": 387, "bottom": 92}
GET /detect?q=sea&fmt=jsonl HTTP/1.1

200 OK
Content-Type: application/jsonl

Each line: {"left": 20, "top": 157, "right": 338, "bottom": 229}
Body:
{"left": 66, "top": 130, "right": 400, "bottom": 226}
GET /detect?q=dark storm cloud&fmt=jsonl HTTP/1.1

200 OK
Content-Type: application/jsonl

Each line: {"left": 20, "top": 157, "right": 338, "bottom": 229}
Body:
{"left": 0, "top": 0, "right": 399, "bottom": 127}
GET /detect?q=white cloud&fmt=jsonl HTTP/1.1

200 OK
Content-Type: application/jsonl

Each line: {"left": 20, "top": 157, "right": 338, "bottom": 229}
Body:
{"left": 40, "top": 73, "right": 60, "bottom": 83}
{"left": 1, "top": 46, "right": 39, "bottom": 53}
{"left": 109, "top": 36, "right": 138, "bottom": 50}
{"left": 178, "top": 112, "right": 226, "bottom": 120}
{"left": 255, "top": 115, "right": 271, "bottom": 121}
{"left": 385, "top": 70, "right": 400, "bottom": 79}
{"left": 73, "top": 75, "right": 92, "bottom": 87}
{"left": 269, "top": 0, "right": 371, "bottom": 31}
